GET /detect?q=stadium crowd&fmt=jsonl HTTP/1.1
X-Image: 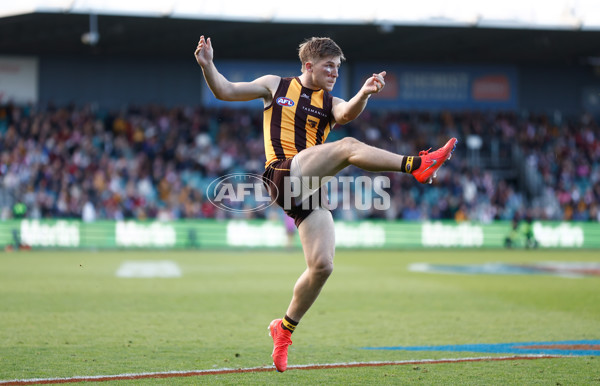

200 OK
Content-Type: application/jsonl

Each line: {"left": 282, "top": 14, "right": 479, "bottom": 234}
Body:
{"left": 0, "top": 102, "right": 598, "bottom": 223}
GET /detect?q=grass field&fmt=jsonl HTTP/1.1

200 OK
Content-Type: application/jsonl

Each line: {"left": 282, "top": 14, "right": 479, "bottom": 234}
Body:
{"left": 0, "top": 248, "right": 598, "bottom": 384}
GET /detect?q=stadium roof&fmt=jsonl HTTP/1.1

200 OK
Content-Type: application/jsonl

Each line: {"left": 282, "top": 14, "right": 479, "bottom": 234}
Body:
{"left": 1, "top": 1, "right": 600, "bottom": 66}
{"left": 2, "top": 0, "right": 600, "bottom": 30}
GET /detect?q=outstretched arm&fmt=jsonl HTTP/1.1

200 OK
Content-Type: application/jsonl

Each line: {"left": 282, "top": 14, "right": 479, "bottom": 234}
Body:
{"left": 194, "top": 35, "right": 278, "bottom": 102}
{"left": 331, "top": 71, "right": 386, "bottom": 125}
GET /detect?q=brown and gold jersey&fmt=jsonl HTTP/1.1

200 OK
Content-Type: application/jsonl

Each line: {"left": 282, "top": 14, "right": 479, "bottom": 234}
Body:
{"left": 263, "top": 77, "right": 334, "bottom": 167}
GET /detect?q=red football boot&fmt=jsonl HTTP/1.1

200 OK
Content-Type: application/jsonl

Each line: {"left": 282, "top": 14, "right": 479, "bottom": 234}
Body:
{"left": 412, "top": 138, "right": 457, "bottom": 184}
{"left": 268, "top": 319, "right": 292, "bottom": 372}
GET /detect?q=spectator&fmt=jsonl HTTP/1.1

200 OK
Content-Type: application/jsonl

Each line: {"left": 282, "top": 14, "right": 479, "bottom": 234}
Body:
{"left": 0, "top": 103, "right": 598, "bottom": 223}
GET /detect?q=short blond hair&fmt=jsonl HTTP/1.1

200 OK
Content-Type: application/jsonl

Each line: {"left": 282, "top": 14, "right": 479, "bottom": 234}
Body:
{"left": 298, "top": 37, "right": 345, "bottom": 73}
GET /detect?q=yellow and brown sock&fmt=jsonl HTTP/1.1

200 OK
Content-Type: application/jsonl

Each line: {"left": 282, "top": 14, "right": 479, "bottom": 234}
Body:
{"left": 281, "top": 315, "right": 298, "bottom": 333}
{"left": 400, "top": 156, "right": 421, "bottom": 173}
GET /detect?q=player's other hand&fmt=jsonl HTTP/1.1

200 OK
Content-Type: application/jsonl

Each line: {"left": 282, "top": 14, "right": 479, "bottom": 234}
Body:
{"left": 194, "top": 35, "right": 214, "bottom": 68}
{"left": 363, "top": 71, "right": 386, "bottom": 95}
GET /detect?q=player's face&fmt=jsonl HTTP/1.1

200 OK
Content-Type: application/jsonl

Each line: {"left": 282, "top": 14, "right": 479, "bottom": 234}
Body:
{"left": 311, "top": 56, "right": 341, "bottom": 92}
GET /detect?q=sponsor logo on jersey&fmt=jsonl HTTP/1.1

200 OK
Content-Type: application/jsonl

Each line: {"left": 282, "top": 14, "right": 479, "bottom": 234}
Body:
{"left": 276, "top": 97, "right": 295, "bottom": 107}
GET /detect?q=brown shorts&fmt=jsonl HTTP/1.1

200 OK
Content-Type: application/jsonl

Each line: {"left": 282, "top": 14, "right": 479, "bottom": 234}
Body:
{"left": 262, "top": 158, "right": 329, "bottom": 228}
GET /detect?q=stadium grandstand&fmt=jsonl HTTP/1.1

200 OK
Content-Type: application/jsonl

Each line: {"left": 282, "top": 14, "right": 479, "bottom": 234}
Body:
{"left": 2, "top": 5, "right": 600, "bottom": 384}
{"left": 1, "top": 1, "right": 600, "bottom": 248}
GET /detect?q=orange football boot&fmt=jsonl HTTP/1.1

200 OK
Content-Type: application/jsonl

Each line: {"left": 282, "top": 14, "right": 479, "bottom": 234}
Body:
{"left": 268, "top": 319, "right": 292, "bottom": 372}
{"left": 412, "top": 138, "right": 457, "bottom": 184}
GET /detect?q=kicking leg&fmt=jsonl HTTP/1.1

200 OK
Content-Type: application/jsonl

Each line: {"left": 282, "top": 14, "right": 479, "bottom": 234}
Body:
{"left": 295, "top": 136, "right": 457, "bottom": 186}
{"left": 294, "top": 137, "right": 407, "bottom": 187}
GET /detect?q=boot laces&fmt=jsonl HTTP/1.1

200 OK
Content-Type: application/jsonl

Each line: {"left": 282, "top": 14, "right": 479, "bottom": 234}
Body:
{"left": 419, "top": 147, "right": 432, "bottom": 156}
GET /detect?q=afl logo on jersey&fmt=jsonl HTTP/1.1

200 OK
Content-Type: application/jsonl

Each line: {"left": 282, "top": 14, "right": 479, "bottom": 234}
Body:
{"left": 276, "top": 97, "right": 295, "bottom": 107}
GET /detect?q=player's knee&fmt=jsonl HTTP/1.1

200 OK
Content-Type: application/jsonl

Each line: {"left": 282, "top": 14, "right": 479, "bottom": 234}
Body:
{"left": 339, "top": 136, "right": 360, "bottom": 151}
{"left": 310, "top": 258, "right": 334, "bottom": 279}
{"left": 338, "top": 136, "right": 364, "bottom": 160}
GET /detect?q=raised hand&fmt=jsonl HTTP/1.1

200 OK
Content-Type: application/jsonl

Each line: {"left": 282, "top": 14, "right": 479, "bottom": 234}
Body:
{"left": 194, "top": 35, "right": 214, "bottom": 68}
{"left": 363, "top": 71, "right": 387, "bottom": 95}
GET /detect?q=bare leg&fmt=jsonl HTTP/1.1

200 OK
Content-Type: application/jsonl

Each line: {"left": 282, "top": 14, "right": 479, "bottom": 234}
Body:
{"left": 284, "top": 137, "right": 411, "bottom": 320}
{"left": 285, "top": 208, "right": 335, "bottom": 322}
{"left": 294, "top": 136, "right": 405, "bottom": 186}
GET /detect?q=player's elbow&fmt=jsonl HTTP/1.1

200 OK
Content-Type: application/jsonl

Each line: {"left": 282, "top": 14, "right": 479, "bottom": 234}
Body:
{"left": 334, "top": 108, "right": 361, "bottom": 125}
{"left": 214, "top": 94, "right": 234, "bottom": 102}
{"left": 211, "top": 89, "right": 233, "bottom": 101}
{"left": 209, "top": 83, "right": 236, "bottom": 101}
{"left": 334, "top": 113, "right": 353, "bottom": 126}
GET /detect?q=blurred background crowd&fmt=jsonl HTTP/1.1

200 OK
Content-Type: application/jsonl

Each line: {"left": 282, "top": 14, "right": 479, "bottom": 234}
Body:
{"left": 1, "top": 102, "right": 599, "bottom": 223}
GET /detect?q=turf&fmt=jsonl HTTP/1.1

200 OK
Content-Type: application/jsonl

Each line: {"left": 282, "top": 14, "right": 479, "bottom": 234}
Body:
{"left": 0, "top": 249, "right": 598, "bottom": 384}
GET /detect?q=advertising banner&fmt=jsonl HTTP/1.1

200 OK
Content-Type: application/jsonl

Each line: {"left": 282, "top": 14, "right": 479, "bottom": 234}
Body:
{"left": 0, "top": 56, "right": 38, "bottom": 104}
{"left": 1, "top": 219, "right": 598, "bottom": 250}
{"left": 354, "top": 63, "right": 518, "bottom": 111}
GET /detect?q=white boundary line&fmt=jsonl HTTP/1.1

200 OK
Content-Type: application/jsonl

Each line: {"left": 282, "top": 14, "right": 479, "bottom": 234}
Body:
{"left": 0, "top": 354, "right": 568, "bottom": 385}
